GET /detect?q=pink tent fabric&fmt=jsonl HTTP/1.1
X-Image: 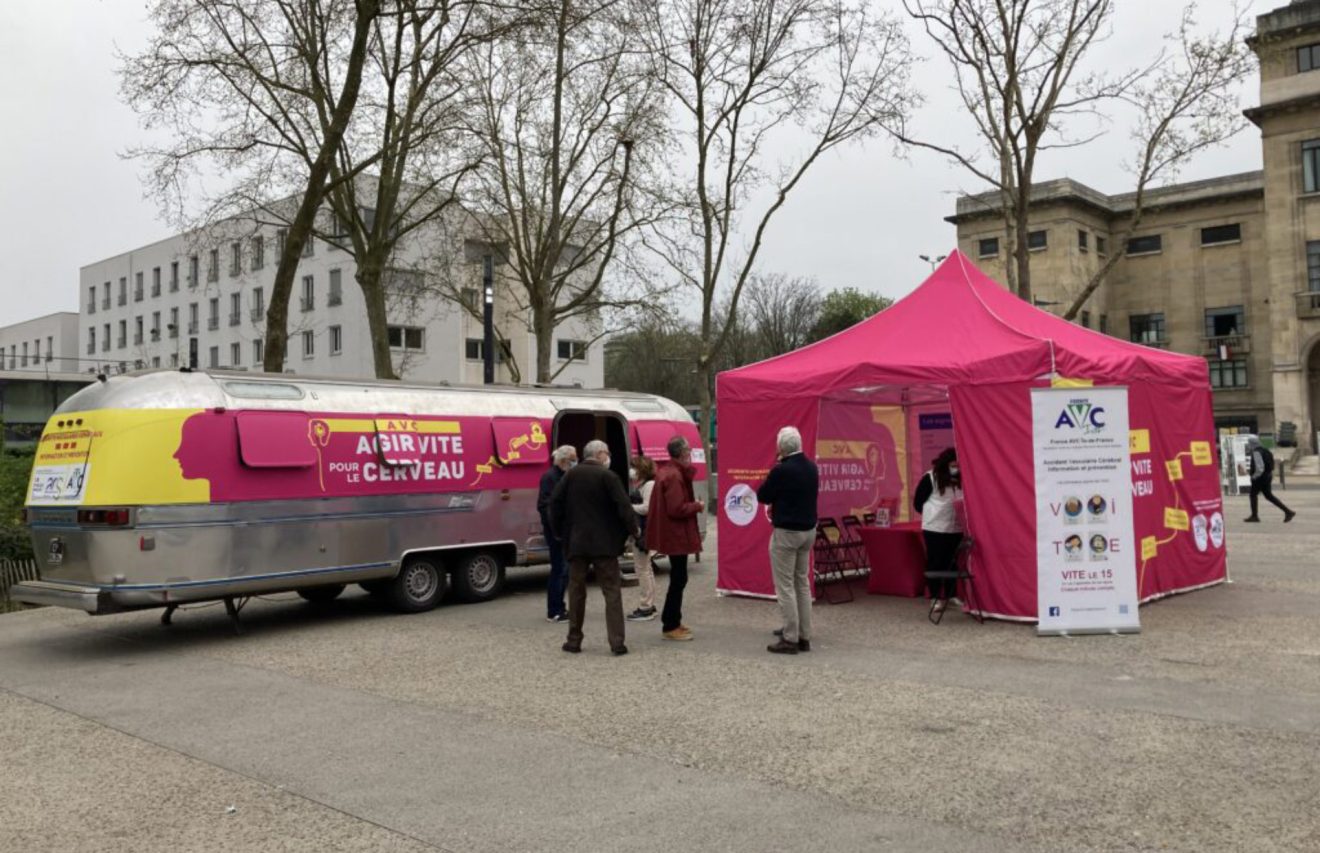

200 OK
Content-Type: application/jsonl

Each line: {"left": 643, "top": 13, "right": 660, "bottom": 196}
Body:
{"left": 716, "top": 252, "right": 1227, "bottom": 620}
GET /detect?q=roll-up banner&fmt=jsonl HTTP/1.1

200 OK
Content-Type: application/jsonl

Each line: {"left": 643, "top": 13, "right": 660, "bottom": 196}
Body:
{"left": 1032, "top": 387, "right": 1140, "bottom": 636}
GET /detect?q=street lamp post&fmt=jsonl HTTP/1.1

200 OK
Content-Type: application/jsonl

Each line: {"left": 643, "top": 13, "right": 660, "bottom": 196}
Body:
{"left": 919, "top": 254, "right": 947, "bottom": 271}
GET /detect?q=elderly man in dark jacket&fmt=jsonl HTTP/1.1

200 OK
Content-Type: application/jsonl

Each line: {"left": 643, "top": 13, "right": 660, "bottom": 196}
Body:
{"left": 550, "top": 439, "right": 639, "bottom": 655}
{"left": 537, "top": 445, "right": 577, "bottom": 622}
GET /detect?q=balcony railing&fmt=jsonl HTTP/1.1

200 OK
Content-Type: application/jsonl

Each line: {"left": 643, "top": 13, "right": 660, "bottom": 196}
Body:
{"left": 134, "top": 289, "right": 143, "bottom": 302}
{"left": 87, "top": 303, "right": 96, "bottom": 314}
{"left": 133, "top": 334, "right": 143, "bottom": 346}
{"left": 117, "top": 295, "right": 127, "bottom": 306}
{"left": 152, "top": 285, "right": 161, "bottom": 297}
{"left": 151, "top": 330, "right": 161, "bottom": 342}
{"left": 328, "top": 292, "right": 342, "bottom": 307}
{"left": 101, "top": 341, "right": 110, "bottom": 353}
{"left": 207, "top": 317, "right": 220, "bottom": 331}
{"left": 1297, "top": 290, "right": 1320, "bottom": 321}
{"left": 229, "top": 312, "right": 241, "bottom": 327}
{"left": 187, "top": 321, "right": 199, "bottom": 335}
{"left": 101, "top": 298, "right": 110, "bottom": 310}
{"left": 1130, "top": 336, "right": 1170, "bottom": 349}
{"left": 86, "top": 343, "right": 95, "bottom": 355}
{"left": 251, "top": 307, "right": 264, "bottom": 321}
{"left": 168, "top": 326, "right": 178, "bottom": 339}
{"left": 300, "top": 297, "right": 314, "bottom": 312}
{"left": 117, "top": 338, "right": 126, "bottom": 349}
{"left": 1202, "top": 334, "right": 1250, "bottom": 357}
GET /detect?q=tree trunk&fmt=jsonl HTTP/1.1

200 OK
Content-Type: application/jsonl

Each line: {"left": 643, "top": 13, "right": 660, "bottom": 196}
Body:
{"left": 533, "top": 299, "right": 554, "bottom": 384}
{"left": 696, "top": 362, "right": 715, "bottom": 511}
{"left": 263, "top": 1, "right": 378, "bottom": 373}
{"left": 355, "top": 258, "right": 397, "bottom": 379}
{"left": 1013, "top": 183, "right": 1032, "bottom": 304}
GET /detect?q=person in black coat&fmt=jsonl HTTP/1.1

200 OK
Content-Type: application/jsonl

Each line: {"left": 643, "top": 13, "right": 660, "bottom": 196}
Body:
{"left": 538, "top": 445, "right": 578, "bottom": 622}
{"left": 1244, "top": 436, "right": 1295, "bottom": 523}
{"left": 550, "top": 439, "right": 639, "bottom": 655}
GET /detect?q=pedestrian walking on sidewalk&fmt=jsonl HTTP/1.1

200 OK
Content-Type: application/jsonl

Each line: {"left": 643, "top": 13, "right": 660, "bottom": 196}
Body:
{"left": 1243, "top": 437, "right": 1295, "bottom": 523}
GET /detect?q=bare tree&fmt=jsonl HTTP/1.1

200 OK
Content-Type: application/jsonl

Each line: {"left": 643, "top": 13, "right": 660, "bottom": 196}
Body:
{"left": 641, "top": 0, "right": 915, "bottom": 500}
{"left": 903, "top": 0, "right": 1128, "bottom": 302}
{"left": 740, "top": 273, "right": 822, "bottom": 357}
{"left": 460, "top": 0, "right": 669, "bottom": 383}
{"left": 123, "top": 0, "right": 382, "bottom": 373}
{"left": 1061, "top": 7, "right": 1253, "bottom": 320}
{"left": 322, "top": 0, "right": 517, "bottom": 379}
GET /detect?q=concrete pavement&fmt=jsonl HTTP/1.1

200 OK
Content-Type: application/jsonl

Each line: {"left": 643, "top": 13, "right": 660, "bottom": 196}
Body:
{"left": 1, "top": 487, "right": 1319, "bottom": 851}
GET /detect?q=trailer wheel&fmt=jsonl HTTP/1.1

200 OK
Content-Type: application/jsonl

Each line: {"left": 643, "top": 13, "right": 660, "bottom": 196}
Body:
{"left": 297, "top": 584, "right": 346, "bottom": 603}
{"left": 452, "top": 550, "right": 506, "bottom": 603}
{"left": 387, "top": 556, "right": 447, "bottom": 613}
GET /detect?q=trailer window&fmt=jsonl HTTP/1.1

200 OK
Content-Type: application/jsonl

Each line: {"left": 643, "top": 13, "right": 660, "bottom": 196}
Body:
{"left": 632, "top": 420, "right": 707, "bottom": 477}
{"left": 224, "top": 381, "right": 305, "bottom": 401}
{"left": 492, "top": 418, "right": 550, "bottom": 466}
{"left": 235, "top": 411, "right": 317, "bottom": 468}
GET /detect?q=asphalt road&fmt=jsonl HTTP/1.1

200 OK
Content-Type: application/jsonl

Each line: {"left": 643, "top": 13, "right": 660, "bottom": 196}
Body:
{"left": 1, "top": 487, "right": 1319, "bottom": 852}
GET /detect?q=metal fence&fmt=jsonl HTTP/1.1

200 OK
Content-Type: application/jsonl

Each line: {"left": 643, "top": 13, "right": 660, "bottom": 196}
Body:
{"left": 1, "top": 558, "right": 39, "bottom": 608}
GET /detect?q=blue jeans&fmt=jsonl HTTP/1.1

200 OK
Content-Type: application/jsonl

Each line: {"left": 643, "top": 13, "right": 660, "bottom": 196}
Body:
{"left": 546, "top": 530, "right": 568, "bottom": 618}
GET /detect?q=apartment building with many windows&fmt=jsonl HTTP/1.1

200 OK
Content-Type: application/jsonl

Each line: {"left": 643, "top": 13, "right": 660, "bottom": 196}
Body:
{"left": 0, "top": 312, "right": 80, "bottom": 374}
{"left": 948, "top": 0, "right": 1320, "bottom": 449}
{"left": 78, "top": 208, "right": 604, "bottom": 388}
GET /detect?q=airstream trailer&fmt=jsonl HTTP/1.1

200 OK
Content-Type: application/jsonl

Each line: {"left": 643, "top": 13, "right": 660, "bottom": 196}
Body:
{"left": 12, "top": 370, "right": 706, "bottom": 627}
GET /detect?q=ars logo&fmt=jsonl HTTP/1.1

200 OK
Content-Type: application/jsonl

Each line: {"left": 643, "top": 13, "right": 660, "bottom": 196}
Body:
{"left": 1054, "top": 399, "right": 1107, "bottom": 434}
{"left": 723, "top": 484, "right": 759, "bottom": 527}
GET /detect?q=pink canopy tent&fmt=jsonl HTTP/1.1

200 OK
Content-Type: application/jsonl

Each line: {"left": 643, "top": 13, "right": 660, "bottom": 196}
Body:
{"left": 715, "top": 251, "right": 1227, "bottom": 620}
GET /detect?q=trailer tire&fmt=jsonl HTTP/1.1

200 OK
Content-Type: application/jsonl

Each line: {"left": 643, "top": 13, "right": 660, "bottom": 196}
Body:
{"left": 387, "top": 556, "right": 447, "bottom": 613}
{"left": 452, "top": 550, "right": 506, "bottom": 603}
{"left": 297, "top": 584, "right": 346, "bottom": 603}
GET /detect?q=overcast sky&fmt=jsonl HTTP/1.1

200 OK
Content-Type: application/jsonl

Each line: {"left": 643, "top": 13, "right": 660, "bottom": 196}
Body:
{"left": 0, "top": 0, "right": 1280, "bottom": 328}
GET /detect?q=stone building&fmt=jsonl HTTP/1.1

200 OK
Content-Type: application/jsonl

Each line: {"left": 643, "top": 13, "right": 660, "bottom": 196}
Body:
{"left": 948, "top": 0, "right": 1320, "bottom": 451}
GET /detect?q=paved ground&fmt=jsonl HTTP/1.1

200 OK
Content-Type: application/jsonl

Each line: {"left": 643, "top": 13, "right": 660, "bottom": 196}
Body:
{"left": 2, "top": 486, "right": 1319, "bottom": 852}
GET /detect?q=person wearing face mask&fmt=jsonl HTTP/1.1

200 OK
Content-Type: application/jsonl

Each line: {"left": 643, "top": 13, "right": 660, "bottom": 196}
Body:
{"left": 647, "top": 435, "right": 704, "bottom": 641}
{"left": 537, "top": 445, "right": 578, "bottom": 623}
{"left": 912, "top": 447, "right": 963, "bottom": 614}
{"left": 550, "top": 440, "right": 639, "bottom": 655}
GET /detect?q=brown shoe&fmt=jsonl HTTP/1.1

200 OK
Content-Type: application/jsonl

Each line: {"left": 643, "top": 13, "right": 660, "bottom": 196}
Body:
{"left": 662, "top": 627, "right": 693, "bottom": 641}
{"left": 767, "top": 639, "right": 799, "bottom": 655}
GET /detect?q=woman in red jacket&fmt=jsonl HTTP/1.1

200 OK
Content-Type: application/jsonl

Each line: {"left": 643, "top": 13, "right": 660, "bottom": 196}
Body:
{"left": 646, "top": 435, "right": 704, "bottom": 641}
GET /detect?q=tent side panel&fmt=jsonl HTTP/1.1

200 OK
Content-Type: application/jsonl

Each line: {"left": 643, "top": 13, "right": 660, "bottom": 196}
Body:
{"left": 1128, "top": 382, "right": 1228, "bottom": 598}
{"left": 949, "top": 384, "right": 1039, "bottom": 619}
{"left": 714, "top": 394, "right": 820, "bottom": 598}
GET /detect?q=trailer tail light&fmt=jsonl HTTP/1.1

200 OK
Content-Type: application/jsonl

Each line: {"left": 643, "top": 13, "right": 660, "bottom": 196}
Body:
{"left": 78, "top": 508, "right": 131, "bottom": 526}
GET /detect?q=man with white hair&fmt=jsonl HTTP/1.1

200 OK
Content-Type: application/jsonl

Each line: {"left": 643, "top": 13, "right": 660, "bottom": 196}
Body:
{"left": 550, "top": 440, "right": 639, "bottom": 655}
{"left": 537, "top": 444, "right": 577, "bottom": 622}
{"left": 1243, "top": 436, "right": 1295, "bottom": 523}
{"left": 757, "top": 425, "right": 819, "bottom": 655}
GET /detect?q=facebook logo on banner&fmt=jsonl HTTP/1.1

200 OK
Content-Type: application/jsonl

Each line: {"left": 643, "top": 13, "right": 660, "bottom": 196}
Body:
{"left": 1048, "top": 606, "right": 1061, "bottom": 617}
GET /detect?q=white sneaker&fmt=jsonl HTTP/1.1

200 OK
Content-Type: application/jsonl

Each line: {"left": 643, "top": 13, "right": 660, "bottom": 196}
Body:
{"left": 949, "top": 597, "right": 963, "bottom": 608}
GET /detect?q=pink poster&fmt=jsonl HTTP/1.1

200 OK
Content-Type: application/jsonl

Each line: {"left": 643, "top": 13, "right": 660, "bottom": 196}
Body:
{"left": 814, "top": 401, "right": 908, "bottom": 523}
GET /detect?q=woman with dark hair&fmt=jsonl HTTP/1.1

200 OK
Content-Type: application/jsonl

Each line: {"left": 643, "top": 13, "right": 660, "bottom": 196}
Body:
{"left": 912, "top": 448, "right": 963, "bottom": 614}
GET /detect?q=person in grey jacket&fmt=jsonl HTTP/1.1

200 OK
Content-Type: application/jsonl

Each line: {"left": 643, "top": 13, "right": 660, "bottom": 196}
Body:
{"left": 550, "top": 440, "right": 639, "bottom": 655}
{"left": 1243, "top": 437, "right": 1295, "bottom": 523}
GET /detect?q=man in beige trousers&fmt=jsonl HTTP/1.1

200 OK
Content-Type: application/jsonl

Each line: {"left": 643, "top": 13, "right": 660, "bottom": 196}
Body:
{"left": 756, "top": 426, "right": 819, "bottom": 655}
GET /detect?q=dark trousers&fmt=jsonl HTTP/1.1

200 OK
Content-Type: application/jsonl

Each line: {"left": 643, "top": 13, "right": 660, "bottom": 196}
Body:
{"left": 545, "top": 529, "right": 568, "bottom": 618}
{"left": 566, "top": 556, "right": 625, "bottom": 651}
{"left": 923, "top": 530, "right": 962, "bottom": 600}
{"left": 1249, "top": 479, "right": 1291, "bottom": 518}
{"left": 661, "top": 553, "right": 689, "bottom": 632}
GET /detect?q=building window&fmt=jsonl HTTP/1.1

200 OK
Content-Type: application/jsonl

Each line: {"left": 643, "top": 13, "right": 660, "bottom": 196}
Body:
{"left": 151, "top": 311, "right": 161, "bottom": 341}
{"left": 329, "top": 269, "right": 343, "bottom": 306}
{"left": 557, "top": 339, "right": 588, "bottom": 361}
{"left": 152, "top": 267, "right": 161, "bottom": 297}
{"left": 461, "top": 287, "right": 480, "bottom": 310}
{"left": 1080, "top": 310, "right": 1091, "bottom": 329}
{"left": 465, "top": 338, "right": 484, "bottom": 360}
{"left": 102, "top": 323, "right": 110, "bottom": 352}
{"left": 33, "top": 339, "right": 40, "bottom": 363}
{"left": 169, "top": 307, "right": 179, "bottom": 338}
{"left": 170, "top": 352, "right": 179, "bottom": 367}
{"left": 117, "top": 320, "right": 127, "bottom": 349}
{"left": 277, "top": 228, "right": 288, "bottom": 256}
{"left": 230, "top": 242, "right": 241, "bottom": 276}
{"left": 88, "top": 328, "right": 96, "bottom": 355}
{"left": 229, "top": 293, "right": 241, "bottom": 326}
{"left": 1027, "top": 230, "right": 1047, "bottom": 251}
{"left": 134, "top": 316, "right": 144, "bottom": 345}
{"left": 209, "top": 346, "right": 219, "bottom": 368}
{"left": 1300, "top": 44, "right": 1320, "bottom": 73}
{"left": 1200, "top": 224, "right": 1241, "bottom": 246}
{"left": 208, "top": 297, "right": 220, "bottom": 330}
{"left": 188, "top": 303, "right": 199, "bottom": 334}
{"left": 1208, "top": 358, "right": 1248, "bottom": 389}
{"left": 251, "top": 235, "right": 264, "bottom": 271}
{"left": 302, "top": 330, "right": 315, "bottom": 357}
{"left": 88, "top": 286, "right": 97, "bottom": 314}
{"left": 207, "top": 248, "right": 219, "bottom": 282}
{"left": 1099, "top": 314, "right": 1109, "bottom": 335}
{"left": 388, "top": 325, "right": 425, "bottom": 351}
{"left": 189, "top": 255, "right": 199, "bottom": 287}
{"left": 1305, "top": 140, "right": 1320, "bottom": 194}
{"left": 1204, "top": 305, "right": 1244, "bottom": 338}
{"left": 152, "top": 356, "right": 161, "bottom": 368}
{"left": 170, "top": 261, "right": 179, "bottom": 292}
{"left": 21, "top": 342, "right": 28, "bottom": 368}
{"left": 134, "top": 272, "right": 144, "bottom": 301}
{"left": 1126, "top": 234, "right": 1163, "bottom": 255}
{"left": 45, "top": 336, "right": 52, "bottom": 362}
{"left": 1096, "top": 236, "right": 1108, "bottom": 256}
{"left": 330, "top": 324, "right": 343, "bottom": 355}
{"left": 1129, "top": 313, "right": 1166, "bottom": 345}
{"left": 252, "top": 287, "right": 265, "bottom": 320}
{"left": 230, "top": 342, "right": 241, "bottom": 365}
{"left": 1077, "top": 230, "right": 1089, "bottom": 252}
{"left": 118, "top": 277, "right": 127, "bottom": 305}
{"left": 253, "top": 339, "right": 264, "bottom": 365}
{"left": 301, "top": 275, "right": 314, "bottom": 312}
{"left": 302, "top": 236, "right": 314, "bottom": 258}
